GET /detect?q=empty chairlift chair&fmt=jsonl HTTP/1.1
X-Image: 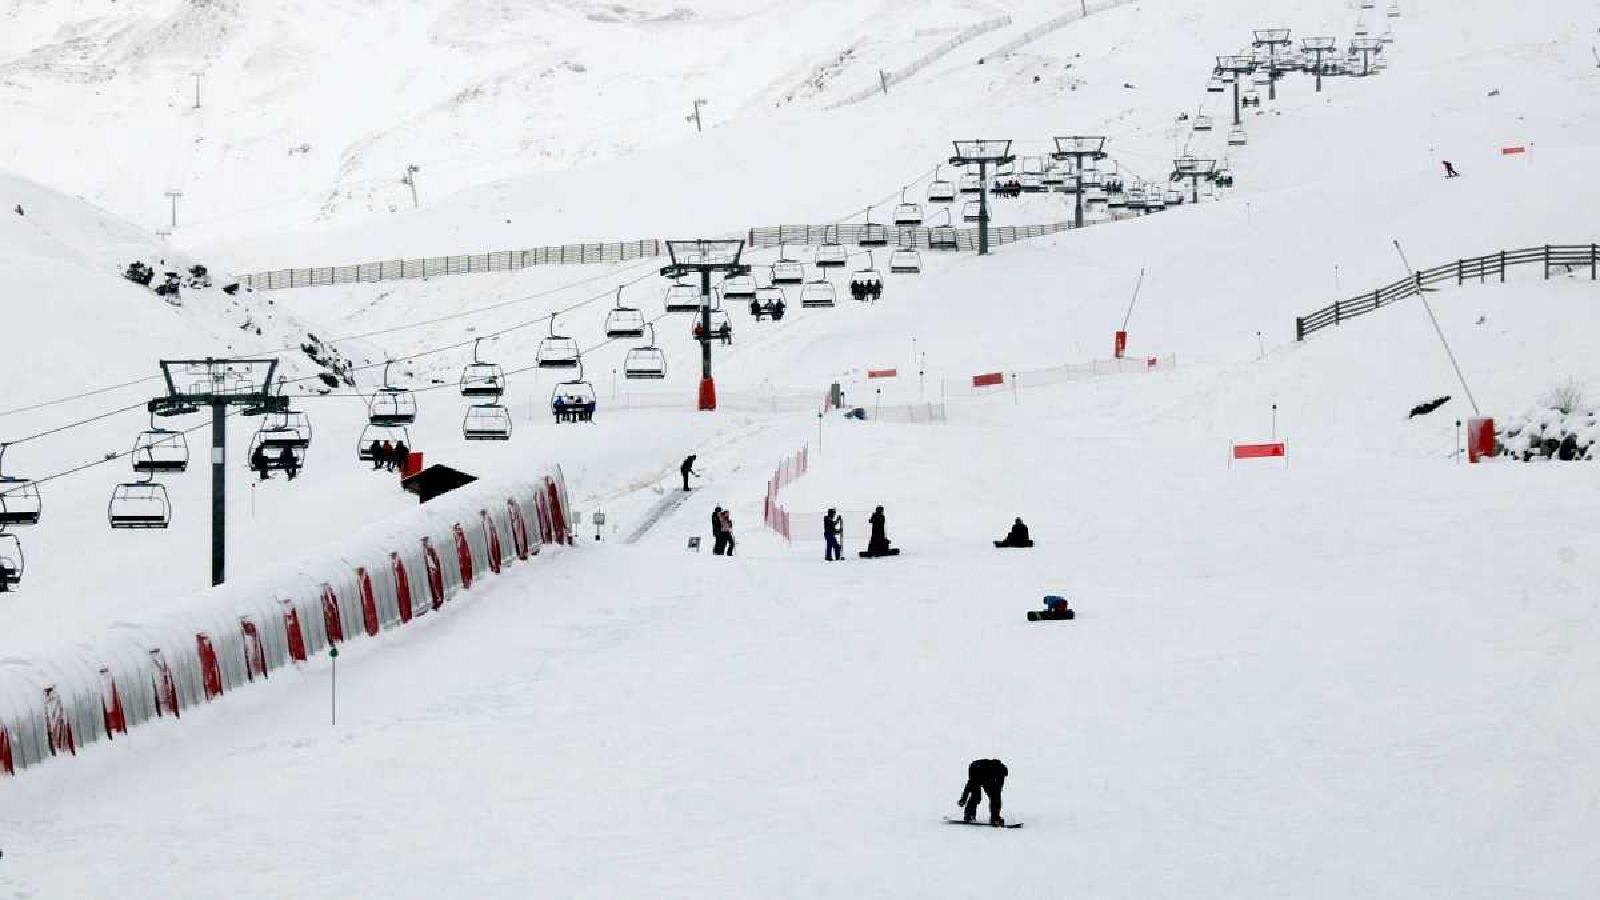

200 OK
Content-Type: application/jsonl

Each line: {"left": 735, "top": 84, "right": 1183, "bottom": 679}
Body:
{"left": 892, "top": 189, "right": 924, "bottom": 227}
{"left": 368, "top": 362, "right": 418, "bottom": 426}
{"left": 664, "top": 279, "right": 702, "bottom": 313}
{"left": 1194, "top": 114, "right": 1213, "bottom": 132}
{"left": 961, "top": 200, "right": 982, "bottom": 223}
{"left": 623, "top": 324, "right": 667, "bottom": 380}
{"left": 0, "top": 447, "right": 42, "bottom": 528}
{"left": 462, "top": 403, "right": 513, "bottom": 440}
{"left": 358, "top": 424, "right": 410, "bottom": 463}
{"left": 108, "top": 476, "right": 170, "bottom": 529}
{"left": 858, "top": 209, "right": 889, "bottom": 248}
{"left": 460, "top": 337, "right": 508, "bottom": 398}
{"left": 131, "top": 422, "right": 189, "bottom": 474}
{"left": 720, "top": 273, "right": 757, "bottom": 301}
{"left": 927, "top": 168, "right": 957, "bottom": 204}
{"left": 927, "top": 209, "right": 958, "bottom": 251}
{"left": 1228, "top": 128, "right": 1248, "bottom": 146}
{"left": 815, "top": 240, "right": 849, "bottom": 269}
{"left": 770, "top": 246, "right": 806, "bottom": 285}
{"left": 958, "top": 172, "right": 982, "bottom": 195}
{"left": 1206, "top": 76, "right": 1225, "bottom": 93}
{"left": 602, "top": 289, "right": 647, "bottom": 340}
{"left": 536, "top": 318, "right": 581, "bottom": 369}
{"left": 800, "top": 278, "right": 837, "bottom": 308}
{"left": 889, "top": 248, "right": 922, "bottom": 274}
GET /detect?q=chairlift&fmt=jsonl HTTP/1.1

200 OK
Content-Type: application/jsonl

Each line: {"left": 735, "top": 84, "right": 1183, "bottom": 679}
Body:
{"left": 927, "top": 169, "right": 957, "bottom": 204}
{"left": 1360, "top": 0, "right": 1374, "bottom": 7}
{"left": 463, "top": 403, "right": 513, "bottom": 440}
{"left": 849, "top": 255, "right": 884, "bottom": 299}
{"left": 859, "top": 209, "right": 888, "bottom": 247}
{"left": 892, "top": 190, "right": 924, "bottom": 227}
{"left": 958, "top": 173, "right": 982, "bottom": 194}
{"left": 0, "top": 532, "right": 22, "bottom": 589}
{"left": 1386, "top": 1, "right": 1400, "bottom": 16}
{"left": 536, "top": 317, "right": 581, "bottom": 369}
{"left": 1020, "top": 173, "right": 1045, "bottom": 193}
{"left": 1042, "top": 164, "right": 1069, "bottom": 187}
{"left": 550, "top": 365, "right": 597, "bottom": 425}
{"left": 799, "top": 278, "right": 837, "bottom": 308}
{"left": 131, "top": 417, "right": 189, "bottom": 474}
{"left": 1379, "top": 30, "right": 1393, "bottom": 44}
{"left": 1194, "top": 114, "right": 1214, "bottom": 132}
{"left": 0, "top": 445, "right": 42, "bottom": 527}
{"left": 368, "top": 361, "right": 418, "bottom": 426}
{"left": 961, "top": 200, "right": 982, "bottom": 223}
{"left": 927, "top": 209, "right": 958, "bottom": 251}
{"left": 623, "top": 323, "right": 667, "bottom": 380}
{"left": 108, "top": 475, "right": 170, "bottom": 530}
{"left": 1252, "top": 71, "right": 1271, "bottom": 86}
{"left": 602, "top": 288, "right": 647, "bottom": 340}
{"left": 249, "top": 406, "right": 311, "bottom": 471}
{"left": 358, "top": 424, "right": 410, "bottom": 462}
{"left": 664, "top": 279, "right": 702, "bottom": 313}
{"left": 1164, "top": 189, "right": 1185, "bottom": 205}
{"left": 816, "top": 241, "right": 849, "bottom": 269}
{"left": 1206, "top": 77, "right": 1225, "bottom": 93}
{"left": 771, "top": 245, "right": 806, "bottom": 284}
{"left": 754, "top": 286, "right": 787, "bottom": 308}
{"left": 1228, "top": 128, "right": 1249, "bottom": 146}
{"left": 1242, "top": 90, "right": 1262, "bottom": 108}
{"left": 995, "top": 160, "right": 1017, "bottom": 177}
{"left": 721, "top": 273, "right": 757, "bottom": 300}
{"left": 460, "top": 337, "right": 508, "bottom": 398}
{"left": 888, "top": 248, "right": 922, "bottom": 274}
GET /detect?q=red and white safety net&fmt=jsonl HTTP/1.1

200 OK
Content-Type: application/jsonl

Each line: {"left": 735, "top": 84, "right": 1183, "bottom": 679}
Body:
{"left": 762, "top": 445, "right": 810, "bottom": 542}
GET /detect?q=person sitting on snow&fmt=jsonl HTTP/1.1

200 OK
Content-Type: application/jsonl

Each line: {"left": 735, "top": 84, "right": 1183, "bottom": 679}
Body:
{"left": 995, "top": 517, "right": 1034, "bottom": 548}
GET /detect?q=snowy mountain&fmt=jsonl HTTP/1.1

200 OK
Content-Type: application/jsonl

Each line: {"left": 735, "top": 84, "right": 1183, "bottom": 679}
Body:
{"left": 3, "top": 0, "right": 1600, "bottom": 896}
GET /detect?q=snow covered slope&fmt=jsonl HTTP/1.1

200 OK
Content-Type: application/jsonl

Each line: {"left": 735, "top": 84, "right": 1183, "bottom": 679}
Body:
{"left": 4, "top": 0, "right": 1600, "bottom": 896}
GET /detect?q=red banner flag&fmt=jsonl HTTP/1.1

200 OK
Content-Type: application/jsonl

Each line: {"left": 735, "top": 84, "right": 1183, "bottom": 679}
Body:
{"left": 868, "top": 368, "right": 897, "bottom": 379}
{"left": 1232, "top": 442, "right": 1286, "bottom": 460}
{"left": 1501, "top": 146, "right": 1526, "bottom": 155}
{"left": 972, "top": 372, "right": 1005, "bottom": 388}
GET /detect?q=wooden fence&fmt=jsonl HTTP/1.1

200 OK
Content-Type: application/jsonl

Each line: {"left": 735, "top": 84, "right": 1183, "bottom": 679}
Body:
{"left": 1295, "top": 243, "right": 1600, "bottom": 341}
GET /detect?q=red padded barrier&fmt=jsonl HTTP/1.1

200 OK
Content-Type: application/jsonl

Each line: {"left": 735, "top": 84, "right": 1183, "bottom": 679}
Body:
{"left": 283, "top": 602, "right": 308, "bottom": 662}
{"left": 481, "top": 510, "right": 504, "bottom": 574}
{"left": 196, "top": 635, "right": 224, "bottom": 701}
{"left": 99, "top": 667, "right": 127, "bottom": 736}
{"left": 453, "top": 524, "right": 475, "bottom": 589}
{"left": 356, "top": 568, "right": 381, "bottom": 637}
{"left": 422, "top": 537, "right": 445, "bottom": 608}
{"left": 321, "top": 583, "right": 345, "bottom": 645}
{"left": 241, "top": 620, "right": 268, "bottom": 681}
{"left": 150, "top": 649, "right": 180, "bottom": 718}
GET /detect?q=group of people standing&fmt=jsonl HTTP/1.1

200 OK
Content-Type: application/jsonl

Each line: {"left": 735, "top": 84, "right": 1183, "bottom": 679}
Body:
{"left": 367, "top": 439, "right": 411, "bottom": 472}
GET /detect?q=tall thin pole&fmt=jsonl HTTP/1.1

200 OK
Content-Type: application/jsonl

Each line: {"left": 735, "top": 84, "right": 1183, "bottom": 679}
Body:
{"left": 165, "top": 190, "right": 183, "bottom": 229}
{"left": 699, "top": 267, "right": 713, "bottom": 383}
{"left": 210, "top": 401, "right": 226, "bottom": 586}
{"left": 192, "top": 72, "right": 203, "bottom": 110}
{"left": 977, "top": 161, "right": 991, "bottom": 255}
{"left": 1394, "top": 240, "right": 1481, "bottom": 415}
{"left": 1073, "top": 158, "right": 1086, "bottom": 229}
{"left": 1232, "top": 76, "right": 1242, "bottom": 126}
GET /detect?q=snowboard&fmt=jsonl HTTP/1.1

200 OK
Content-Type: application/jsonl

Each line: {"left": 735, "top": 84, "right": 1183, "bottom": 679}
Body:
{"left": 945, "top": 817, "right": 1023, "bottom": 829}
{"left": 858, "top": 548, "right": 901, "bottom": 558}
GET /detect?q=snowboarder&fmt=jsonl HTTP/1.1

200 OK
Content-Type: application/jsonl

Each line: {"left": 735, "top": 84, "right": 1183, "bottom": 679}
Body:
{"left": 277, "top": 445, "right": 299, "bottom": 481}
{"left": 711, "top": 505, "right": 728, "bottom": 555}
{"left": 823, "top": 508, "right": 844, "bottom": 561}
{"left": 861, "top": 506, "right": 899, "bottom": 557}
{"left": 1442, "top": 160, "right": 1460, "bottom": 178}
{"left": 392, "top": 440, "right": 410, "bottom": 474}
{"left": 720, "top": 507, "right": 735, "bottom": 556}
{"left": 958, "top": 758, "right": 1008, "bottom": 825}
{"left": 368, "top": 440, "right": 384, "bottom": 470}
{"left": 251, "top": 444, "right": 271, "bottom": 481}
{"left": 680, "top": 455, "right": 698, "bottom": 491}
{"left": 994, "top": 517, "right": 1033, "bottom": 548}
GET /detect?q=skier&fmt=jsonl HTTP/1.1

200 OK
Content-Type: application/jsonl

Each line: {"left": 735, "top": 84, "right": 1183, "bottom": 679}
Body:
{"left": 251, "top": 444, "right": 271, "bottom": 481}
{"left": 379, "top": 440, "right": 394, "bottom": 471}
{"left": 392, "top": 440, "right": 410, "bottom": 474}
{"left": 861, "top": 506, "right": 899, "bottom": 557}
{"left": 680, "top": 454, "right": 698, "bottom": 491}
{"left": 368, "top": 440, "right": 385, "bottom": 470}
{"left": 720, "top": 507, "right": 735, "bottom": 556}
{"left": 711, "top": 505, "right": 727, "bottom": 555}
{"left": 1442, "top": 160, "right": 1460, "bottom": 178}
{"left": 277, "top": 445, "right": 299, "bottom": 481}
{"left": 553, "top": 395, "right": 567, "bottom": 423}
{"left": 958, "top": 758, "right": 1009, "bottom": 825}
{"left": 994, "top": 517, "right": 1034, "bottom": 548}
{"left": 823, "top": 508, "right": 844, "bottom": 561}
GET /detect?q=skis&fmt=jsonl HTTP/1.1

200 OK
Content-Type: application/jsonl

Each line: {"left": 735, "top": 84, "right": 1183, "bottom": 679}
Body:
{"left": 944, "top": 817, "right": 1023, "bottom": 829}
{"left": 1027, "top": 610, "right": 1075, "bottom": 621}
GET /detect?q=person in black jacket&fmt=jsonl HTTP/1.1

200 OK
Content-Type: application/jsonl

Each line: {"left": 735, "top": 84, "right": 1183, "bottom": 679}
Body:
{"left": 861, "top": 505, "right": 898, "bottom": 557}
{"left": 251, "top": 444, "right": 271, "bottom": 481}
{"left": 959, "top": 758, "right": 1009, "bottom": 825}
{"left": 680, "top": 455, "right": 698, "bottom": 491}
{"left": 823, "top": 508, "right": 843, "bottom": 561}
{"left": 995, "top": 517, "right": 1033, "bottom": 548}
{"left": 277, "top": 445, "right": 299, "bottom": 481}
{"left": 368, "top": 440, "right": 384, "bottom": 470}
{"left": 711, "top": 505, "right": 727, "bottom": 555}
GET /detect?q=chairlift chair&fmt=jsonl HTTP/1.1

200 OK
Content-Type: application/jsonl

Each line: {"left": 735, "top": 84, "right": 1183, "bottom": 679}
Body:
{"left": 892, "top": 189, "right": 924, "bottom": 227}
{"left": 108, "top": 476, "right": 171, "bottom": 530}
{"left": 859, "top": 209, "right": 889, "bottom": 247}
{"left": 549, "top": 368, "right": 597, "bottom": 425}
{"left": 799, "top": 279, "right": 837, "bottom": 308}
{"left": 460, "top": 337, "right": 508, "bottom": 398}
{"left": 815, "top": 242, "right": 849, "bottom": 269}
{"left": 995, "top": 160, "right": 1017, "bottom": 177}
{"left": 623, "top": 324, "right": 667, "bottom": 380}
{"left": 0, "top": 446, "right": 42, "bottom": 528}
{"left": 368, "top": 362, "right": 418, "bottom": 426}
{"left": 1194, "top": 115, "right": 1214, "bottom": 132}
{"left": 463, "top": 403, "right": 513, "bottom": 441}
{"left": 1206, "top": 77, "right": 1225, "bottom": 93}
{"left": 927, "top": 177, "right": 956, "bottom": 204}
{"left": 771, "top": 246, "right": 806, "bottom": 284}
{"left": 602, "top": 288, "right": 647, "bottom": 340}
{"left": 961, "top": 200, "right": 982, "bottom": 223}
{"left": 358, "top": 424, "right": 410, "bottom": 462}
{"left": 1386, "top": 1, "right": 1400, "bottom": 16}
{"left": 1228, "top": 128, "right": 1249, "bottom": 146}
{"left": 754, "top": 286, "right": 787, "bottom": 308}
{"left": 888, "top": 249, "right": 922, "bottom": 274}
{"left": 131, "top": 423, "right": 189, "bottom": 474}
{"left": 1379, "top": 30, "right": 1393, "bottom": 44}
{"left": 0, "top": 533, "right": 22, "bottom": 588}
{"left": 1020, "top": 173, "right": 1045, "bottom": 193}
{"left": 927, "top": 209, "right": 958, "bottom": 251}
{"left": 1242, "top": 90, "right": 1261, "bottom": 108}
{"left": 958, "top": 173, "right": 982, "bottom": 194}
{"left": 248, "top": 427, "right": 309, "bottom": 474}
{"left": 664, "top": 280, "right": 702, "bottom": 313}
{"left": 849, "top": 258, "right": 884, "bottom": 299}
{"left": 721, "top": 273, "right": 757, "bottom": 300}
{"left": 536, "top": 318, "right": 581, "bottom": 369}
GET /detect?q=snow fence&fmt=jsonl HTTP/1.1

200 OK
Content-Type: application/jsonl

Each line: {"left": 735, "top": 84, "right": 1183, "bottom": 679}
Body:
{"left": 0, "top": 467, "right": 573, "bottom": 779}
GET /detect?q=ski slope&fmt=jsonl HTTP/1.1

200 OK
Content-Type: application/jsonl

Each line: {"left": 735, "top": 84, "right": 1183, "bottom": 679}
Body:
{"left": 5, "top": 0, "right": 1600, "bottom": 896}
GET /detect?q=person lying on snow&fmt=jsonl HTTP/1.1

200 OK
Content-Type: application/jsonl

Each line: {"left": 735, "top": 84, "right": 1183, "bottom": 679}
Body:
{"left": 994, "top": 517, "right": 1033, "bottom": 548}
